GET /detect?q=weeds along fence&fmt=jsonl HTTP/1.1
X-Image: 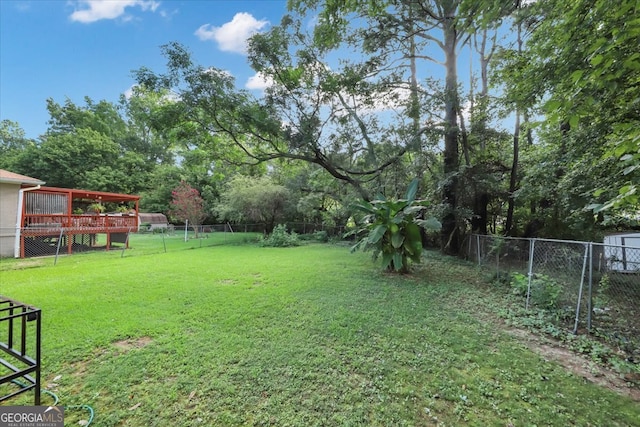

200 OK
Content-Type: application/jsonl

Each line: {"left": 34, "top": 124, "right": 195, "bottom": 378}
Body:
{"left": 8, "top": 222, "right": 345, "bottom": 262}
{"left": 467, "top": 234, "right": 640, "bottom": 351}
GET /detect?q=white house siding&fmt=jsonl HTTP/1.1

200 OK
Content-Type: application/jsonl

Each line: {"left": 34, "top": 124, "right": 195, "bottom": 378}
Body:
{"left": 604, "top": 233, "right": 640, "bottom": 272}
{"left": 0, "top": 182, "right": 20, "bottom": 257}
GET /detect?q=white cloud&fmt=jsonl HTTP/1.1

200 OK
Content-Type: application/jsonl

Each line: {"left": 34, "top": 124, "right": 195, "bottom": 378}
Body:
{"left": 459, "top": 99, "right": 472, "bottom": 125}
{"left": 202, "top": 67, "right": 233, "bottom": 78}
{"left": 14, "top": 2, "right": 32, "bottom": 12}
{"left": 195, "top": 12, "right": 269, "bottom": 54}
{"left": 123, "top": 84, "right": 181, "bottom": 102}
{"left": 245, "top": 72, "right": 273, "bottom": 90}
{"left": 123, "top": 84, "right": 136, "bottom": 99}
{"left": 337, "top": 85, "right": 413, "bottom": 115}
{"left": 69, "top": 0, "right": 160, "bottom": 24}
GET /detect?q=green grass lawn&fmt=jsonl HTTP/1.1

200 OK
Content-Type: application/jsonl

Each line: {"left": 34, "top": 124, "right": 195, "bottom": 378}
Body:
{"left": 1, "top": 239, "right": 639, "bottom": 426}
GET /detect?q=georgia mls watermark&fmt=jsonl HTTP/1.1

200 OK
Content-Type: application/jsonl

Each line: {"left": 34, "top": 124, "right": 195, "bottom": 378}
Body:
{"left": 0, "top": 406, "right": 64, "bottom": 427}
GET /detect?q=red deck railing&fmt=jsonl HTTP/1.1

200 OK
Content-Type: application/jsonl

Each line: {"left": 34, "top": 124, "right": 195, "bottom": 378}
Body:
{"left": 22, "top": 214, "right": 138, "bottom": 235}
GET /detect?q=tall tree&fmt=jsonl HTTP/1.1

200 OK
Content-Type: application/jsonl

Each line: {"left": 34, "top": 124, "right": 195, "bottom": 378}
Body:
{"left": 119, "top": 87, "right": 179, "bottom": 165}
{"left": 497, "top": 0, "right": 639, "bottom": 234}
{"left": 290, "top": 0, "right": 519, "bottom": 253}
{"left": 13, "top": 128, "right": 120, "bottom": 190}
{"left": 138, "top": 165, "right": 183, "bottom": 214}
{"left": 134, "top": 15, "right": 440, "bottom": 201}
{"left": 215, "top": 175, "right": 293, "bottom": 233}
{"left": 15, "top": 97, "right": 154, "bottom": 193}
{"left": 0, "top": 120, "right": 33, "bottom": 171}
{"left": 45, "top": 97, "right": 127, "bottom": 142}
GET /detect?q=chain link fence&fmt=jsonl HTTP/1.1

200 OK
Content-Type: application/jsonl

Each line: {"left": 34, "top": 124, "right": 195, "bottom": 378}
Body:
{"left": 1, "top": 223, "right": 346, "bottom": 264}
{"left": 467, "top": 234, "right": 640, "bottom": 353}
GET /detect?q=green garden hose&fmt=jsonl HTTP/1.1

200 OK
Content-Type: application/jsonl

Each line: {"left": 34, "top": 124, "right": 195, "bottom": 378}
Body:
{"left": 65, "top": 404, "right": 95, "bottom": 425}
{"left": 10, "top": 380, "right": 94, "bottom": 426}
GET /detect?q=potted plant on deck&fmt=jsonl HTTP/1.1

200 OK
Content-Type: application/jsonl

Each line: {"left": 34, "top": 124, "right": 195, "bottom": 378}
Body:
{"left": 87, "top": 203, "right": 105, "bottom": 214}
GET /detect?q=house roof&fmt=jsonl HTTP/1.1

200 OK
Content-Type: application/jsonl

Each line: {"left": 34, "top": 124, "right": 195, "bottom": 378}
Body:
{"left": 139, "top": 213, "right": 168, "bottom": 224}
{"left": 37, "top": 186, "right": 140, "bottom": 203}
{"left": 0, "top": 169, "right": 45, "bottom": 186}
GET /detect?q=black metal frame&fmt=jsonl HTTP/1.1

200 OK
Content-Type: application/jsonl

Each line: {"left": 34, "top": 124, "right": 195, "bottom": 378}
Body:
{"left": 0, "top": 296, "right": 41, "bottom": 405}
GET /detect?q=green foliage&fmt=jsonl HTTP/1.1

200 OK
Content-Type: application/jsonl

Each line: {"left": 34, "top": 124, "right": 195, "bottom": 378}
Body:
{"left": 87, "top": 202, "right": 105, "bottom": 214}
{"left": 349, "top": 179, "right": 441, "bottom": 273}
{"left": 312, "top": 229, "right": 329, "bottom": 242}
{"left": 502, "top": 0, "right": 640, "bottom": 221}
{"left": 45, "top": 97, "right": 127, "bottom": 141}
{"left": 13, "top": 128, "right": 118, "bottom": 189}
{"left": 593, "top": 273, "right": 613, "bottom": 311}
{"left": 216, "top": 175, "right": 292, "bottom": 233}
{"left": 260, "top": 224, "right": 300, "bottom": 247}
{"left": 509, "top": 272, "right": 562, "bottom": 309}
{"left": 298, "top": 230, "right": 331, "bottom": 242}
{"left": 0, "top": 119, "right": 33, "bottom": 170}
{"left": 138, "top": 165, "right": 182, "bottom": 214}
{"left": 566, "top": 334, "right": 613, "bottom": 364}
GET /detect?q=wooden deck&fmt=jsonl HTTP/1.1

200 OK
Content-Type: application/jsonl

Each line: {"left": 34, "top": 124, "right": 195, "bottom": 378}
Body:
{"left": 21, "top": 214, "right": 138, "bottom": 257}
{"left": 19, "top": 186, "right": 140, "bottom": 258}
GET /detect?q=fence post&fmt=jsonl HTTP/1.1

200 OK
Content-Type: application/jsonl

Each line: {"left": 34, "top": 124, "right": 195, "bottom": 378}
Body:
{"left": 587, "top": 242, "right": 593, "bottom": 332}
{"left": 572, "top": 242, "right": 589, "bottom": 334}
{"left": 525, "top": 238, "right": 535, "bottom": 310}
{"left": 496, "top": 236, "right": 501, "bottom": 278}
{"left": 476, "top": 234, "right": 481, "bottom": 266}
{"left": 162, "top": 229, "right": 167, "bottom": 253}
{"left": 121, "top": 228, "right": 132, "bottom": 258}
{"left": 54, "top": 228, "right": 64, "bottom": 266}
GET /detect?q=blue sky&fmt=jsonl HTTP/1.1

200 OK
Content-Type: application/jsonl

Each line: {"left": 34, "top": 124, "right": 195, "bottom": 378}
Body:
{"left": 0, "top": 0, "right": 290, "bottom": 139}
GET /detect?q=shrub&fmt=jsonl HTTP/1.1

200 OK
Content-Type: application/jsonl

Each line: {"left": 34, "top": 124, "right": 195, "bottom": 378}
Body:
{"left": 297, "top": 230, "right": 328, "bottom": 242}
{"left": 510, "top": 272, "right": 562, "bottom": 309}
{"left": 593, "top": 273, "right": 612, "bottom": 310}
{"left": 312, "top": 230, "right": 329, "bottom": 242}
{"left": 260, "top": 224, "right": 300, "bottom": 247}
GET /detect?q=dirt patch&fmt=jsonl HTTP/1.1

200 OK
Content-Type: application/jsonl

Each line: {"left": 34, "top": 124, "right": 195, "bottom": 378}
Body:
{"left": 113, "top": 336, "right": 153, "bottom": 353}
{"left": 506, "top": 328, "right": 640, "bottom": 401}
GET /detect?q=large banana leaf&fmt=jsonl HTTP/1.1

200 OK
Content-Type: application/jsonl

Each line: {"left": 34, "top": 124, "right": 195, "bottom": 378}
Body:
{"left": 391, "top": 231, "right": 405, "bottom": 248}
{"left": 392, "top": 252, "right": 404, "bottom": 271}
{"left": 368, "top": 224, "right": 387, "bottom": 244}
{"left": 417, "top": 217, "right": 442, "bottom": 231}
{"left": 349, "top": 178, "right": 441, "bottom": 273}
{"left": 405, "top": 178, "right": 419, "bottom": 202}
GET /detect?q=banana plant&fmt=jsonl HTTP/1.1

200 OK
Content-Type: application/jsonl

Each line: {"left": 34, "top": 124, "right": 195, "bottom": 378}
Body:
{"left": 348, "top": 179, "right": 441, "bottom": 273}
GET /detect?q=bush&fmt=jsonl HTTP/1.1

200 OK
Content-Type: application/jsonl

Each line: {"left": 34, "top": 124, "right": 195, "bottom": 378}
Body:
{"left": 298, "top": 230, "right": 329, "bottom": 242}
{"left": 510, "top": 272, "right": 562, "bottom": 309}
{"left": 312, "top": 230, "right": 329, "bottom": 242}
{"left": 260, "top": 224, "right": 300, "bottom": 247}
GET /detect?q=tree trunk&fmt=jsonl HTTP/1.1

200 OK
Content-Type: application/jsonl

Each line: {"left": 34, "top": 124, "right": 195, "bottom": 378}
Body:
{"left": 440, "top": 12, "right": 461, "bottom": 255}
{"left": 471, "top": 191, "right": 489, "bottom": 234}
{"left": 469, "top": 27, "right": 497, "bottom": 236}
{"left": 506, "top": 20, "right": 524, "bottom": 235}
{"left": 505, "top": 111, "right": 520, "bottom": 235}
